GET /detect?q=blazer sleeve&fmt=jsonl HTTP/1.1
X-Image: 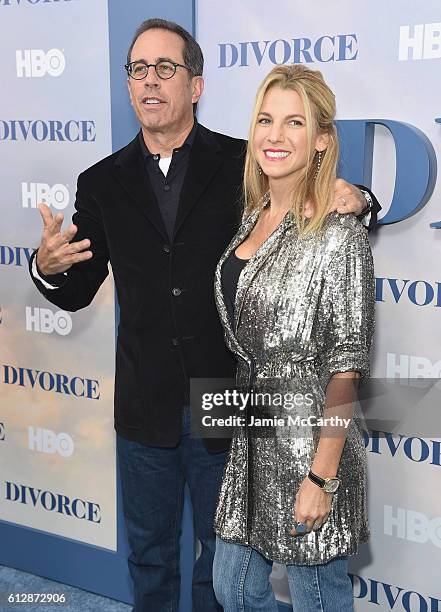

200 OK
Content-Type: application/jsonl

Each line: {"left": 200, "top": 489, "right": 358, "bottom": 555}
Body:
{"left": 29, "top": 171, "right": 110, "bottom": 312}
{"left": 319, "top": 228, "right": 375, "bottom": 389}
{"left": 354, "top": 184, "right": 381, "bottom": 231}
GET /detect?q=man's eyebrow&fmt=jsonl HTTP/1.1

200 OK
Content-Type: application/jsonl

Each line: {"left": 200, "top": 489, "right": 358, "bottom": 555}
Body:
{"left": 156, "top": 56, "right": 178, "bottom": 64}
{"left": 131, "top": 56, "right": 178, "bottom": 64}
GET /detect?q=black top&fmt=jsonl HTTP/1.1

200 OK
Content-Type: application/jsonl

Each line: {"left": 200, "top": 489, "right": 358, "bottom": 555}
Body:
{"left": 138, "top": 120, "right": 198, "bottom": 239}
{"left": 222, "top": 250, "right": 249, "bottom": 323}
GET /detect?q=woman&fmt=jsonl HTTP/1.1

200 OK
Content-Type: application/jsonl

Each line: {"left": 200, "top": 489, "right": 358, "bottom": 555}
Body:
{"left": 212, "top": 64, "right": 375, "bottom": 611}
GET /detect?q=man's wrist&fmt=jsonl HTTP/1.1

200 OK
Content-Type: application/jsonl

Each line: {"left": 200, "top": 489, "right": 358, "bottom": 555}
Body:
{"left": 35, "top": 252, "right": 49, "bottom": 279}
{"left": 31, "top": 250, "right": 67, "bottom": 289}
{"left": 359, "top": 189, "right": 373, "bottom": 215}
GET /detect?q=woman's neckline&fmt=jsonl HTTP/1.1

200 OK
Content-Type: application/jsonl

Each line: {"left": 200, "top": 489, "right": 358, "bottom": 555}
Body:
{"left": 233, "top": 251, "right": 250, "bottom": 262}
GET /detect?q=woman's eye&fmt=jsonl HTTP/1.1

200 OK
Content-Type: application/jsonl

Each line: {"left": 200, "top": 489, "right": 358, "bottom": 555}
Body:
{"left": 258, "top": 118, "right": 270, "bottom": 124}
{"left": 290, "top": 120, "right": 303, "bottom": 126}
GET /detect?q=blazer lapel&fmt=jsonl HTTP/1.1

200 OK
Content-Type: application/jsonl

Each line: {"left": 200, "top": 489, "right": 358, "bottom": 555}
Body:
{"left": 234, "top": 211, "right": 295, "bottom": 333}
{"left": 112, "top": 135, "right": 169, "bottom": 241}
{"left": 173, "top": 125, "right": 223, "bottom": 238}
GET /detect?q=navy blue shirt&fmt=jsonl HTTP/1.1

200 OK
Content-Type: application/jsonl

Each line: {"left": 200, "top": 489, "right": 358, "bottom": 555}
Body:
{"left": 138, "top": 120, "right": 198, "bottom": 239}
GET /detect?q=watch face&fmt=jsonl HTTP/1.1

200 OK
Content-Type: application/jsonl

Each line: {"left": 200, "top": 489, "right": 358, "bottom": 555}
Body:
{"left": 324, "top": 478, "right": 340, "bottom": 493}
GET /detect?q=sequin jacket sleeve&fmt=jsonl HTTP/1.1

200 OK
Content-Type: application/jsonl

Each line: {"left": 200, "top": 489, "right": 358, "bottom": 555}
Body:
{"left": 319, "top": 227, "right": 375, "bottom": 389}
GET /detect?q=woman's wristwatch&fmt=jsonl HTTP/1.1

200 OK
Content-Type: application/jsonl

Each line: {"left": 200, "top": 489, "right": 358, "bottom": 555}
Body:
{"left": 308, "top": 470, "right": 341, "bottom": 493}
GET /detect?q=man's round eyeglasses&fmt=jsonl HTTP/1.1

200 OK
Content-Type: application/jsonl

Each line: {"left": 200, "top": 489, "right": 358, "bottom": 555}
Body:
{"left": 125, "top": 60, "right": 191, "bottom": 80}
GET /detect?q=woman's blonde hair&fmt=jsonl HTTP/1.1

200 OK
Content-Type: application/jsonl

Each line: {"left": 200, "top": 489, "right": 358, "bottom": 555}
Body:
{"left": 244, "top": 64, "right": 338, "bottom": 235}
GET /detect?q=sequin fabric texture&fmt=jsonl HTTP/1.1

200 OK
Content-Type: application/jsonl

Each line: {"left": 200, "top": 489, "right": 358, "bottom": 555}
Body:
{"left": 214, "top": 206, "right": 375, "bottom": 565}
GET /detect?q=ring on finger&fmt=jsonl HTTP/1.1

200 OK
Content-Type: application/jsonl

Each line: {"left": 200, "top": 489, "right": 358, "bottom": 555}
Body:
{"left": 293, "top": 521, "right": 308, "bottom": 534}
{"left": 312, "top": 521, "right": 322, "bottom": 530}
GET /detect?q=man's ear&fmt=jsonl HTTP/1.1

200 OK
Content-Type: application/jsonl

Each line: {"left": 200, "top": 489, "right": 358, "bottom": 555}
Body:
{"left": 191, "top": 76, "right": 204, "bottom": 105}
{"left": 127, "top": 80, "right": 133, "bottom": 106}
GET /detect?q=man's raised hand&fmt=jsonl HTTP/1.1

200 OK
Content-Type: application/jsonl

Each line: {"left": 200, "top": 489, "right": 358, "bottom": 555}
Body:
{"left": 331, "top": 178, "right": 365, "bottom": 215}
{"left": 36, "top": 203, "right": 92, "bottom": 275}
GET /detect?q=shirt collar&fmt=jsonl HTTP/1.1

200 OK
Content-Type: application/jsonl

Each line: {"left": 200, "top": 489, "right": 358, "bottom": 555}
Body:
{"left": 138, "top": 119, "right": 198, "bottom": 161}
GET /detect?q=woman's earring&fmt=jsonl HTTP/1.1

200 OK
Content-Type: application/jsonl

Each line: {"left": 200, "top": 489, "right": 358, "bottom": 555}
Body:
{"left": 314, "top": 150, "right": 323, "bottom": 180}
{"left": 258, "top": 165, "right": 263, "bottom": 176}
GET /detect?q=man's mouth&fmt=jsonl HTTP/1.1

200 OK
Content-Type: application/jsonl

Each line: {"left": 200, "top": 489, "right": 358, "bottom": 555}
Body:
{"left": 141, "top": 97, "right": 164, "bottom": 106}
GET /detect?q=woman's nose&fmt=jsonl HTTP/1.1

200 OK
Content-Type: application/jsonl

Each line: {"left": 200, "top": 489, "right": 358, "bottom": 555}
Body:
{"left": 267, "top": 124, "right": 284, "bottom": 144}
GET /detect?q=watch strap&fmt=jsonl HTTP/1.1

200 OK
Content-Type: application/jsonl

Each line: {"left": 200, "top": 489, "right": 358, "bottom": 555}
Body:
{"left": 308, "top": 470, "right": 326, "bottom": 488}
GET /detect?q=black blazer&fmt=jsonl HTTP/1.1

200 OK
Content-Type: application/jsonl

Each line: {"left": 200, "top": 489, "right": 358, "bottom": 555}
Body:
{"left": 30, "top": 123, "right": 380, "bottom": 451}
{"left": 30, "top": 124, "right": 246, "bottom": 451}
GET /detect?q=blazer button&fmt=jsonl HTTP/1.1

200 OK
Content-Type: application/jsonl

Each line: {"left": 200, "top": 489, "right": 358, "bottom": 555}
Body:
{"left": 163, "top": 244, "right": 171, "bottom": 253}
{"left": 172, "top": 337, "right": 180, "bottom": 346}
{"left": 172, "top": 287, "right": 182, "bottom": 296}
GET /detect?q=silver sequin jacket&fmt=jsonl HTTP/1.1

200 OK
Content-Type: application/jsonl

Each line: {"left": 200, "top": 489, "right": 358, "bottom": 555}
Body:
{"left": 213, "top": 208, "right": 375, "bottom": 565}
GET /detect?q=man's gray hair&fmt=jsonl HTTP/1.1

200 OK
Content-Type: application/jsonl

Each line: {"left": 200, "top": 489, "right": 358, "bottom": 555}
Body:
{"left": 127, "top": 18, "right": 204, "bottom": 77}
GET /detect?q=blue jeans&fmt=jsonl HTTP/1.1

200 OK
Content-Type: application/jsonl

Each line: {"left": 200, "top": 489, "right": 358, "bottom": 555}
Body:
{"left": 117, "top": 407, "right": 227, "bottom": 612}
{"left": 213, "top": 537, "right": 354, "bottom": 612}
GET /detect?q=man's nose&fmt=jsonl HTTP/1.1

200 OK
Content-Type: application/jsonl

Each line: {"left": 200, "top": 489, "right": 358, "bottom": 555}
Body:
{"left": 143, "top": 67, "right": 161, "bottom": 87}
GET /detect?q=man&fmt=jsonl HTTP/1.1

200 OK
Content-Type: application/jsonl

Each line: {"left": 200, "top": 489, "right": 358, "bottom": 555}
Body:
{"left": 29, "top": 18, "right": 379, "bottom": 612}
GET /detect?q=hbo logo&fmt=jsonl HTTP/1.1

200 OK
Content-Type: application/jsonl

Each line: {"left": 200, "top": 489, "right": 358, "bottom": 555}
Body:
{"left": 28, "top": 427, "right": 74, "bottom": 458}
{"left": 399, "top": 23, "right": 441, "bottom": 61}
{"left": 22, "top": 183, "right": 69, "bottom": 210}
{"left": 26, "top": 307, "right": 72, "bottom": 336}
{"left": 387, "top": 353, "right": 441, "bottom": 378}
{"left": 384, "top": 505, "right": 441, "bottom": 548}
{"left": 16, "top": 49, "right": 65, "bottom": 78}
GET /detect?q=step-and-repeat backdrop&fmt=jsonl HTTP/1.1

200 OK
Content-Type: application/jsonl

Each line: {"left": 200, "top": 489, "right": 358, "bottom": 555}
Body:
{"left": 197, "top": 0, "right": 441, "bottom": 610}
{"left": 0, "top": 0, "right": 117, "bottom": 551}
{"left": 1, "top": 0, "right": 440, "bottom": 609}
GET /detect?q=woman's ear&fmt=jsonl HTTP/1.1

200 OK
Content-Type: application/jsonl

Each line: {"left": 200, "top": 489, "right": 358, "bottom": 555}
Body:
{"left": 315, "top": 132, "right": 330, "bottom": 152}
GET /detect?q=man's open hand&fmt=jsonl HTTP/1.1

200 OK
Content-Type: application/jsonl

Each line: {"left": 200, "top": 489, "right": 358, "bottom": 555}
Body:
{"left": 36, "top": 203, "right": 92, "bottom": 275}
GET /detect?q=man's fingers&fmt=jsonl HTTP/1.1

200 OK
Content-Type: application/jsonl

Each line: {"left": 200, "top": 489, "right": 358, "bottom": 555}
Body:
{"left": 49, "top": 238, "right": 91, "bottom": 261}
{"left": 334, "top": 179, "right": 364, "bottom": 215}
{"left": 43, "top": 229, "right": 86, "bottom": 262}
{"left": 64, "top": 250, "right": 93, "bottom": 265}
{"left": 51, "top": 212, "right": 64, "bottom": 234}
{"left": 61, "top": 224, "right": 78, "bottom": 243}
{"left": 39, "top": 246, "right": 93, "bottom": 275}
{"left": 334, "top": 178, "right": 352, "bottom": 197}
{"left": 41, "top": 209, "right": 64, "bottom": 237}
{"left": 331, "top": 194, "right": 358, "bottom": 214}
{"left": 65, "top": 238, "right": 91, "bottom": 255}
{"left": 37, "top": 203, "right": 54, "bottom": 229}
